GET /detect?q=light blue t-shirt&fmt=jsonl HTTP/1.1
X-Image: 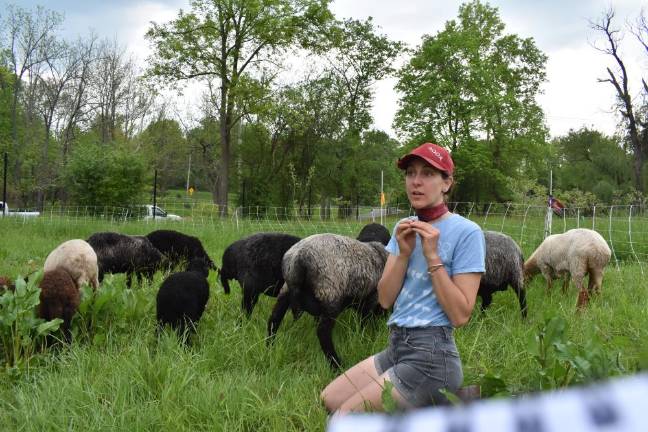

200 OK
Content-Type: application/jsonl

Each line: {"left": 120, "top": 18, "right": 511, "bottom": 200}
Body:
{"left": 385, "top": 214, "right": 486, "bottom": 328}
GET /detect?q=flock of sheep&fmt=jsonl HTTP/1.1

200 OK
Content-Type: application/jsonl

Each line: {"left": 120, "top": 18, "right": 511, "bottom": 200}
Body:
{"left": 0, "top": 222, "right": 612, "bottom": 368}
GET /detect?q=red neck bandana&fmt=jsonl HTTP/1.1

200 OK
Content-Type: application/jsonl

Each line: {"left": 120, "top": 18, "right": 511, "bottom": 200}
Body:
{"left": 416, "top": 202, "right": 449, "bottom": 222}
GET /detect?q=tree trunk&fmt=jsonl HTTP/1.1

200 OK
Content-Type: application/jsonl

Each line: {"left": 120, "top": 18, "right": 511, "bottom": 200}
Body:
{"left": 217, "top": 80, "right": 230, "bottom": 216}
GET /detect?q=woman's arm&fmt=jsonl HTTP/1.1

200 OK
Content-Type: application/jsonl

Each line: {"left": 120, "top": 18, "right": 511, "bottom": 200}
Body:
{"left": 428, "top": 264, "right": 481, "bottom": 327}
{"left": 410, "top": 220, "right": 483, "bottom": 327}
{"left": 377, "top": 254, "right": 409, "bottom": 309}
{"left": 377, "top": 220, "right": 416, "bottom": 309}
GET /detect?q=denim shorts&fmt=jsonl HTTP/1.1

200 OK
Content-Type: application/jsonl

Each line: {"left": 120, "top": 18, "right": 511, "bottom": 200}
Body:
{"left": 374, "top": 325, "right": 463, "bottom": 408}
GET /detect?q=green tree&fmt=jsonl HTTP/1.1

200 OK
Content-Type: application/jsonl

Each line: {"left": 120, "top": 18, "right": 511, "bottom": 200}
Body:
{"left": 137, "top": 118, "right": 188, "bottom": 191}
{"left": 324, "top": 18, "right": 403, "bottom": 135}
{"left": 64, "top": 143, "right": 149, "bottom": 209}
{"left": 553, "top": 128, "right": 633, "bottom": 203}
{"left": 394, "top": 0, "right": 549, "bottom": 202}
{"left": 146, "top": 0, "right": 333, "bottom": 214}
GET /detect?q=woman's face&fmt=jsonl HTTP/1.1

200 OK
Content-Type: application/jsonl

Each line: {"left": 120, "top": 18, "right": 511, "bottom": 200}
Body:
{"left": 405, "top": 159, "right": 453, "bottom": 209}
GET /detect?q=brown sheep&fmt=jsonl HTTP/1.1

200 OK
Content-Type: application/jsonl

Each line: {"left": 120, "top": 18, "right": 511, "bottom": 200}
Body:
{"left": 38, "top": 269, "right": 81, "bottom": 343}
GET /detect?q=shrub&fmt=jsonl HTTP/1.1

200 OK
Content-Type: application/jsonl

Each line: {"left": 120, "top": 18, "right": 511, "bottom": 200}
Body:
{"left": 0, "top": 275, "right": 62, "bottom": 369}
{"left": 64, "top": 143, "right": 149, "bottom": 210}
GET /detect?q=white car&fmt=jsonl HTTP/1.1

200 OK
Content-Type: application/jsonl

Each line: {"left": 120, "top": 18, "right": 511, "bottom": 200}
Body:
{"left": 141, "top": 205, "right": 182, "bottom": 221}
{"left": 0, "top": 201, "right": 40, "bottom": 217}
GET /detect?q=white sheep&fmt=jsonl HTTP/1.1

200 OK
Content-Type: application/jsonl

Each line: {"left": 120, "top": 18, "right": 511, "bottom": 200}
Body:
{"left": 44, "top": 239, "right": 100, "bottom": 291}
{"left": 523, "top": 228, "right": 611, "bottom": 308}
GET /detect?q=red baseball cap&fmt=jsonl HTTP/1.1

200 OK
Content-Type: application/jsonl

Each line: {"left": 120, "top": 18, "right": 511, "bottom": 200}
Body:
{"left": 397, "top": 143, "right": 454, "bottom": 175}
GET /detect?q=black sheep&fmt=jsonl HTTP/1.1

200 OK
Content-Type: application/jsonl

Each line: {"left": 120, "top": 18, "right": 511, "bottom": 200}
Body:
{"left": 87, "top": 232, "right": 162, "bottom": 288}
{"left": 220, "top": 232, "right": 301, "bottom": 317}
{"left": 356, "top": 223, "right": 391, "bottom": 245}
{"left": 480, "top": 231, "right": 527, "bottom": 318}
{"left": 156, "top": 257, "right": 211, "bottom": 336}
{"left": 38, "top": 269, "right": 80, "bottom": 343}
{"left": 146, "top": 229, "right": 216, "bottom": 271}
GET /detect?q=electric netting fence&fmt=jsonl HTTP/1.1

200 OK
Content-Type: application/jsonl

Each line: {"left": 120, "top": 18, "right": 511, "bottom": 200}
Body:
{"left": 2, "top": 202, "right": 648, "bottom": 273}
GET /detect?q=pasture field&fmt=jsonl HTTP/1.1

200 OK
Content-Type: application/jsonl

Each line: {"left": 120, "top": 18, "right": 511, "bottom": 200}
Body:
{"left": 0, "top": 216, "right": 647, "bottom": 431}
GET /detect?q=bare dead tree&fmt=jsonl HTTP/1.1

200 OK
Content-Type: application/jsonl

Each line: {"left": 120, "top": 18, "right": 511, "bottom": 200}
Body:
{"left": 2, "top": 5, "right": 63, "bottom": 184}
{"left": 591, "top": 8, "right": 648, "bottom": 192}
{"left": 57, "top": 34, "right": 99, "bottom": 161}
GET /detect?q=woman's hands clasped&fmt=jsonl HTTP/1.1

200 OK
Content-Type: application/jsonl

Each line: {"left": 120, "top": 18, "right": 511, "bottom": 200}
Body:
{"left": 396, "top": 219, "right": 441, "bottom": 262}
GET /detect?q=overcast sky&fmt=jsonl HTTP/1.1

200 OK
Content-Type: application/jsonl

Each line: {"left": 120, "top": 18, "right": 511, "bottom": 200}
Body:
{"left": 1, "top": 0, "right": 646, "bottom": 139}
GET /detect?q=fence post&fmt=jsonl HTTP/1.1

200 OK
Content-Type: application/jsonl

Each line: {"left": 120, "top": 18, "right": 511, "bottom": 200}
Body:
{"left": 628, "top": 205, "right": 643, "bottom": 274}
{"left": 608, "top": 205, "right": 620, "bottom": 271}
{"left": 482, "top": 202, "right": 492, "bottom": 229}
{"left": 500, "top": 202, "right": 511, "bottom": 233}
{"left": 520, "top": 204, "right": 530, "bottom": 245}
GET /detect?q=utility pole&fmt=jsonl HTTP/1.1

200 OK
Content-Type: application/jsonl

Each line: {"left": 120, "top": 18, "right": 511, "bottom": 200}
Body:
{"left": 380, "top": 170, "right": 384, "bottom": 225}
{"left": 2, "top": 152, "right": 7, "bottom": 216}
{"left": 186, "top": 153, "right": 192, "bottom": 194}
{"left": 153, "top": 169, "right": 158, "bottom": 221}
{"left": 544, "top": 169, "right": 553, "bottom": 238}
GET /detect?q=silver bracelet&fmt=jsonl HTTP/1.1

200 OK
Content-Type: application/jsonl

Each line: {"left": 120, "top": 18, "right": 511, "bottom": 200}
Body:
{"left": 427, "top": 263, "right": 444, "bottom": 276}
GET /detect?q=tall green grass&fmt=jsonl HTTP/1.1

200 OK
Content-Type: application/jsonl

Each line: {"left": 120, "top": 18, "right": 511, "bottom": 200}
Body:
{"left": 0, "top": 218, "right": 647, "bottom": 431}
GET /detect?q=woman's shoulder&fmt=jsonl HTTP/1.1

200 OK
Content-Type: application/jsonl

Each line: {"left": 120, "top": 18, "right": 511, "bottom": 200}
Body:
{"left": 446, "top": 213, "right": 482, "bottom": 232}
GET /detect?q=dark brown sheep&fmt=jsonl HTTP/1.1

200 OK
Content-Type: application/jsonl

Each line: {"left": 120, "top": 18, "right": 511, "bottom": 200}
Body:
{"left": 38, "top": 269, "right": 80, "bottom": 343}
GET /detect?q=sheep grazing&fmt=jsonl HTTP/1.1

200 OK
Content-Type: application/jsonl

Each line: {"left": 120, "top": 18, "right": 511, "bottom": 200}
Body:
{"left": 267, "top": 234, "right": 388, "bottom": 368}
{"left": 220, "top": 232, "right": 301, "bottom": 317}
{"left": 87, "top": 232, "right": 163, "bottom": 288}
{"left": 44, "top": 239, "right": 99, "bottom": 291}
{"left": 480, "top": 231, "right": 527, "bottom": 318}
{"left": 146, "top": 229, "right": 216, "bottom": 271}
{"left": 524, "top": 228, "right": 612, "bottom": 308}
{"left": 38, "top": 269, "right": 80, "bottom": 343}
{"left": 156, "top": 257, "right": 211, "bottom": 337}
{"left": 356, "top": 223, "right": 391, "bottom": 245}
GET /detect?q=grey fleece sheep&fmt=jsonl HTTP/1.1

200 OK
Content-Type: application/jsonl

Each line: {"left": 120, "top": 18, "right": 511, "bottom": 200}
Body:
{"left": 356, "top": 223, "right": 391, "bottom": 245}
{"left": 524, "top": 228, "right": 611, "bottom": 308}
{"left": 480, "top": 231, "right": 527, "bottom": 318}
{"left": 38, "top": 268, "right": 81, "bottom": 343}
{"left": 267, "top": 234, "right": 388, "bottom": 368}
{"left": 220, "top": 232, "right": 301, "bottom": 317}
{"left": 87, "top": 232, "right": 163, "bottom": 288}
{"left": 156, "top": 257, "right": 211, "bottom": 337}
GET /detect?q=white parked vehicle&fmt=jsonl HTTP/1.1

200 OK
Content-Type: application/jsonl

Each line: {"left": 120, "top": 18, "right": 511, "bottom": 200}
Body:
{"left": 141, "top": 204, "right": 182, "bottom": 221}
{"left": 0, "top": 201, "right": 40, "bottom": 218}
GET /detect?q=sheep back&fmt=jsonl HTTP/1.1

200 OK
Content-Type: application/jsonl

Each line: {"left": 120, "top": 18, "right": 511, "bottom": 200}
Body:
{"left": 483, "top": 231, "right": 524, "bottom": 291}
{"left": 356, "top": 223, "right": 391, "bottom": 246}
{"left": 282, "top": 233, "right": 388, "bottom": 313}
{"left": 529, "top": 228, "right": 611, "bottom": 274}
{"left": 87, "top": 232, "right": 162, "bottom": 278}
{"left": 221, "top": 232, "right": 301, "bottom": 296}
{"left": 156, "top": 269, "right": 210, "bottom": 331}
{"left": 38, "top": 268, "right": 80, "bottom": 339}
{"left": 44, "top": 239, "right": 99, "bottom": 290}
{"left": 146, "top": 230, "right": 215, "bottom": 270}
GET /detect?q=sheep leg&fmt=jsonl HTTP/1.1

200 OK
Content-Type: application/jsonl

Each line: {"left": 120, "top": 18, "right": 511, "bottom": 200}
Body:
{"left": 540, "top": 268, "right": 553, "bottom": 292}
{"left": 561, "top": 274, "right": 570, "bottom": 293}
{"left": 588, "top": 269, "right": 604, "bottom": 296}
{"left": 479, "top": 292, "right": 493, "bottom": 314}
{"left": 513, "top": 283, "right": 528, "bottom": 319}
{"left": 572, "top": 272, "right": 588, "bottom": 309}
{"left": 242, "top": 283, "right": 260, "bottom": 317}
{"left": 317, "top": 315, "right": 342, "bottom": 369}
{"left": 126, "top": 272, "right": 133, "bottom": 289}
{"left": 267, "top": 290, "right": 291, "bottom": 343}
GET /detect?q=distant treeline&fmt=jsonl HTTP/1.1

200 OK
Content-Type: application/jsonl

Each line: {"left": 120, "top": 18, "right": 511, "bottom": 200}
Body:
{"left": 0, "top": 1, "right": 646, "bottom": 212}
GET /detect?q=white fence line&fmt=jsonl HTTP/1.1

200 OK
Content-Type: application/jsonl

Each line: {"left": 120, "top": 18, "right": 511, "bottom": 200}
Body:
{"left": 3, "top": 202, "right": 648, "bottom": 268}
